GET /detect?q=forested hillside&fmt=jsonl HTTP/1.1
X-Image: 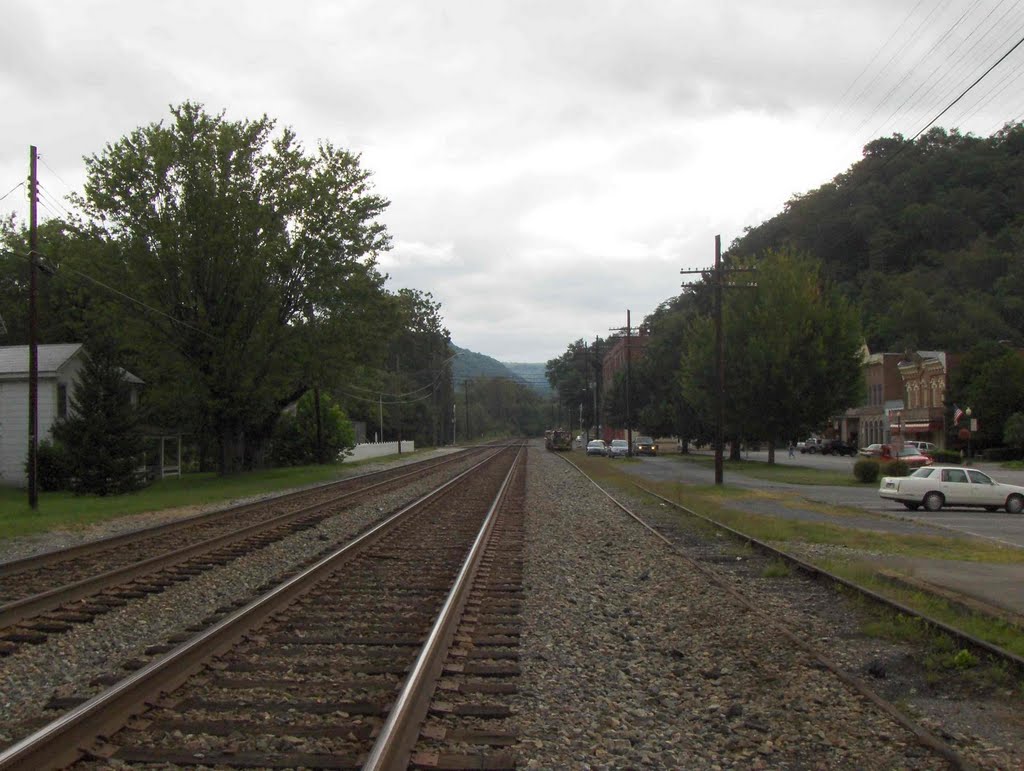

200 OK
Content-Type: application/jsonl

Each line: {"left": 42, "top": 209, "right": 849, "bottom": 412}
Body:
{"left": 451, "top": 345, "right": 526, "bottom": 387}
{"left": 727, "top": 126, "right": 1024, "bottom": 352}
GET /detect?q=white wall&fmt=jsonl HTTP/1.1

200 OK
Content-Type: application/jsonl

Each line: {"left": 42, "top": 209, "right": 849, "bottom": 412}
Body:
{"left": 0, "top": 377, "right": 63, "bottom": 487}
{"left": 347, "top": 440, "right": 415, "bottom": 462}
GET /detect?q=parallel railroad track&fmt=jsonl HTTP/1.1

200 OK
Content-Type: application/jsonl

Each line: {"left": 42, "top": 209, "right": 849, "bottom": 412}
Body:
{"left": 0, "top": 443, "right": 527, "bottom": 770}
{"left": 0, "top": 449, "right": 484, "bottom": 655}
{"left": 629, "top": 479, "right": 1024, "bottom": 675}
{"left": 559, "top": 454, "right": 974, "bottom": 769}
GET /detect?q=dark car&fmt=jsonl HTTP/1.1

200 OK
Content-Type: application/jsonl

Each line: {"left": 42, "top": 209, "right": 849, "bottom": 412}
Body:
{"left": 634, "top": 436, "right": 657, "bottom": 456}
{"left": 821, "top": 439, "right": 856, "bottom": 456}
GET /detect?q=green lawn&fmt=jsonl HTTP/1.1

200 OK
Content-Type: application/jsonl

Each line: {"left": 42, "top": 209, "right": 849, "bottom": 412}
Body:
{"left": 0, "top": 455, "right": 408, "bottom": 540}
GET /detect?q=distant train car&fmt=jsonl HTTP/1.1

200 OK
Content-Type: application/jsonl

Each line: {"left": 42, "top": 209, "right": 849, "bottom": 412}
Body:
{"left": 550, "top": 428, "right": 572, "bottom": 451}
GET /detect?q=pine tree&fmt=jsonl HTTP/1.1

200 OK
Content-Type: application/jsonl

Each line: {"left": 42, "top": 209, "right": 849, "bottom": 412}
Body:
{"left": 53, "top": 345, "right": 144, "bottom": 495}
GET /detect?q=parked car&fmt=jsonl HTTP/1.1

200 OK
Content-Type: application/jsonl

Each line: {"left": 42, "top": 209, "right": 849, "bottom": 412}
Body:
{"left": 820, "top": 439, "right": 856, "bottom": 456}
{"left": 878, "top": 445, "right": 933, "bottom": 468}
{"left": 634, "top": 436, "right": 657, "bottom": 456}
{"left": 608, "top": 439, "right": 629, "bottom": 458}
{"left": 906, "top": 440, "right": 937, "bottom": 454}
{"left": 586, "top": 439, "right": 607, "bottom": 456}
{"left": 798, "top": 437, "right": 824, "bottom": 454}
{"left": 880, "top": 465, "right": 1024, "bottom": 512}
{"left": 858, "top": 443, "right": 884, "bottom": 457}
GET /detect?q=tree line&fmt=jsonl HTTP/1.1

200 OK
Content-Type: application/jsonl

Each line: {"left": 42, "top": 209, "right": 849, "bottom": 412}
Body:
{"left": 1, "top": 102, "right": 457, "bottom": 487}
{"left": 547, "top": 125, "right": 1024, "bottom": 457}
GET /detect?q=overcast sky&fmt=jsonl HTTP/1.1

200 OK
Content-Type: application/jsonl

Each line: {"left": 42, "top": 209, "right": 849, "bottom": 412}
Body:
{"left": 4, "top": 1, "right": 1024, "bottom": 362}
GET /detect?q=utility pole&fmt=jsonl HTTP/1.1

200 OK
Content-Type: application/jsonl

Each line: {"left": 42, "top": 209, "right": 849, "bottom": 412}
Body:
{"left": 608, "top": 312, "right": 634, "bottom": 456}
{"left": 464, "top": 380, "right": 470, "bottom": 441}
{"left": 378, "top": 394, "right": 384, "bottom": 443}
{"left": 396, "top": 355, "right": 402, "bottom": 454}
{"left": 680, "top": 235, "right": 756, "bottom": 485}
{"left": 28, "top": 146, "right": 39, "bottom": 510}
{"left": 626, "top": 310, "right": 633, "bottom": 457}
{"left": 594, "top": 335, "right": 601, "bottom": 441}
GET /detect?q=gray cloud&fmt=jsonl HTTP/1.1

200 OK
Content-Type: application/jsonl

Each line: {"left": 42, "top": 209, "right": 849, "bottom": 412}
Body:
{"left": 3, "top": 0, "right": 1015, "bottom": 362}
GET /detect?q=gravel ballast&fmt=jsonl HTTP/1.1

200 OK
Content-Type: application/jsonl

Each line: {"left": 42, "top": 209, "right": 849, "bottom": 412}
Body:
{"left": 513, "top": 446, "right": 1023, "bottom": 769}
{"left": 2, "top": 443, "right": 1022, "bottom": 768}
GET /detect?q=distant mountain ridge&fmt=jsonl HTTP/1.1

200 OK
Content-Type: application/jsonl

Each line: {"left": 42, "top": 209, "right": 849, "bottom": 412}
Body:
{"left": 451, "top": 345, "right": 551, "bottom": 397}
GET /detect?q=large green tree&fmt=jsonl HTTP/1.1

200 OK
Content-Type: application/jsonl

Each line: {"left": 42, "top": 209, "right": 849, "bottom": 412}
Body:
{"left": 680, "top": 249, "right": 863, "bottom": 461}
{"left": 75, "top": 102, "right": 393, "bottom": 472}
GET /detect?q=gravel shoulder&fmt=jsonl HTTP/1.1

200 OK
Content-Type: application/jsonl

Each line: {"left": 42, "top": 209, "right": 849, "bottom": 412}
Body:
{"left": 513, "top": 445, "right": 1024, "bottom": 769}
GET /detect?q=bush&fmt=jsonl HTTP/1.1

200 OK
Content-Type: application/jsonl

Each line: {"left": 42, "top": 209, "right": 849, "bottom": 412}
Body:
{"left": 982, "top": 446, "right": 1024, "bottom": 462}
{"left": 271, "top": 391, "right": 356, "bottom": 467}
{"left": 880, "top": 459, "right": 911, "bottom": 477}
{"left": 930, "top": 449, "right": 961, "bottom": 464}
{"left": 31, "top": 439, "right": 72, "bottom": 492}
{"left": 853, "top": 458, "right": 880, "bottom": 483}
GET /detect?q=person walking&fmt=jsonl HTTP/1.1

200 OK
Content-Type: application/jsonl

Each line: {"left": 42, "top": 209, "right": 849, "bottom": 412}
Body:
{"left": 788, "top": 441, "right": 795, "bottom": 458}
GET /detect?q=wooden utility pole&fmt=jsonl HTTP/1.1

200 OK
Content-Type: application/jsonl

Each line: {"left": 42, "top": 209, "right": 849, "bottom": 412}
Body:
{"left": 28, "top": 146, "right": 39, "bottom": 509}
{"left": 608, "top": 312, "right": 635, "bottom": 456}
{"left": 626, "top": 310, "right": 633, "bottom": 457}
{"left": 680, "top": 235, "right": 755, "bottom": 485}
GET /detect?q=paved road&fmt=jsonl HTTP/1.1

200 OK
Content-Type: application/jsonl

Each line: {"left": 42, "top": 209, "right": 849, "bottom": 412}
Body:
{"left": 667, "top": 450, "right": 1024, "bottom": 549}
{"left": 598, "top": 450, "right": 1024, "bottom": 616}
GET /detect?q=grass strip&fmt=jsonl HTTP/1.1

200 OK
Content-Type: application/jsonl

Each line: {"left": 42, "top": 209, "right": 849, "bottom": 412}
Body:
{"left": 568, "top": 453, "right": 1024, "bottom": 675}
{"left": 0, "top": 454, "right": 412, "bottom": 540}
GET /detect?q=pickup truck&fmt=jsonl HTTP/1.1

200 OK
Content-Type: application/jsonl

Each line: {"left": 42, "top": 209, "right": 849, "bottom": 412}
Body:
{"left": 797, "top": 437, "right": 824, "bottom": 454}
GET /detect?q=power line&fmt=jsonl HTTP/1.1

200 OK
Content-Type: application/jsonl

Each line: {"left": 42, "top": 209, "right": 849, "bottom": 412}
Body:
{"left": 907, "top": 29, "right": 1024, "bottom": 143}
{"left": 0, "top": 181, "right": 25, "bottom": 203}
{"left": 820, "top": 0, "right": 929, "bottom": 129}
{"left": 4, "top": 248, "right": 219, "bottom": 340}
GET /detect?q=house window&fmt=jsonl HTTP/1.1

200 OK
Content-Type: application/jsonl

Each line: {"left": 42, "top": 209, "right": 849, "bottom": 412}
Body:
{"left": 57, "top": 383, "right": 68, "bottom": 419}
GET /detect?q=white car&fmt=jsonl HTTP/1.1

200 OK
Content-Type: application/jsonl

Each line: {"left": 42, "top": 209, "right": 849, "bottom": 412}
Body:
{"left": 608, "top": 439, "right": 629, "bottom": 458}
{"left": 879, "top": 465, "right": 1024, "bottom": 513}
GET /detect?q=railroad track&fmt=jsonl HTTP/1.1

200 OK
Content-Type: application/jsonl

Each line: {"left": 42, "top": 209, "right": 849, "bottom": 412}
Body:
{"left": 628, "top": 479, "right": 1024, "bottom": 675}
{"left": 0, "top": 449, "right": 484, "bottom": 655}
{"left": 0, "top": 443, "right": 526, "bottom": 770}
{"left": 556, "top": 453, "right": 974, "bottom": 769}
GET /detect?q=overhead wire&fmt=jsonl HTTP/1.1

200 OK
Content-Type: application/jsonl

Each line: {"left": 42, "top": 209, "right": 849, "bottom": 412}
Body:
{"left": 0, "top": 181, "right": 25, "bottom": 203}
{"left": 819, "top": 0, "right": 929, "bottom": 129}
{"left": 906, "top": 7, "right": 1024, "bottom": 132}
{"left": 864, "top": 0, "right": 998, "bottom": 140}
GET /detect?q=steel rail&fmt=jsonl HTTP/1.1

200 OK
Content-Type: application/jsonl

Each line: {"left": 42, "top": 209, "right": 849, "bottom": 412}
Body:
{"left": 363, "top": 445, "right": 524, "bottom": 770}
{"left": 558, "top": 454, "right": 973, "bottom": 771}
{"left": 630, "top": 480, "right": 1024, "bottom": 673}
{"left": 0, "top": 452, "right": 473, "bottom": 631}
{"left": 0, "top": 446, "right": 513, "bottom": 771}
{"left": 0, "top": 448, "right": 472, "bottom": 576}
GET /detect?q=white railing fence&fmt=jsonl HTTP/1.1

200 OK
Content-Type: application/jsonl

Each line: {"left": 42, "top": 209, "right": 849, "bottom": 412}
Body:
{"left": 347, "top": 440, "right": 415, "bottom": 462}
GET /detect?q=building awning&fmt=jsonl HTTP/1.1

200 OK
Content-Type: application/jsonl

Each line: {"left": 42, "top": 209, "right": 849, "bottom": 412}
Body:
{"left": 890, "top": 421, "right": 938, "bottom": 433}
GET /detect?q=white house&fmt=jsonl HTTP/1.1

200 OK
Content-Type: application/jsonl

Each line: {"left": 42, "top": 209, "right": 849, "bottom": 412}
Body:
{"left": 0, "top": 344, "right": 143, "bottom": 487}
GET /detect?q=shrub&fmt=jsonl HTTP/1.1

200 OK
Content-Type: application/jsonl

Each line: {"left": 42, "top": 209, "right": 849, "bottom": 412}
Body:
{"left": 929, "top": 449, "right": 960, "bottom": 464}
{"left": 31, "top": 439, "right": 72, "bottom": 492}
{"left": 853, "top": 458, "right": 880, "bottom": 483}
{"left": 982, "top": 446, "right": 1024, "bottom": 462}
{"left": 52, "top": 345, "right": 146, "bottom": 496}
{"left": 271, "top": 391, "right": 356, "bottom": 467}
{"left": 880, "top": 459, "right": 911, "bottom": 477}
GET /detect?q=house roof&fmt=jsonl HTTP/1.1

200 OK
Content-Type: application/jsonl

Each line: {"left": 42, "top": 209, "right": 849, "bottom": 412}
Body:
{"left": 0, "top": 344, "right": 143, "bottom": 383}
{"left": 0, "top": 344, "right": 83, "bottom": 376}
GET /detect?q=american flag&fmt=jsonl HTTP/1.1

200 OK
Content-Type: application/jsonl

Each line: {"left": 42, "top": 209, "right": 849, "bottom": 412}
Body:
{"left": 953, "top": 405, "right": 964, "bottom": 425}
